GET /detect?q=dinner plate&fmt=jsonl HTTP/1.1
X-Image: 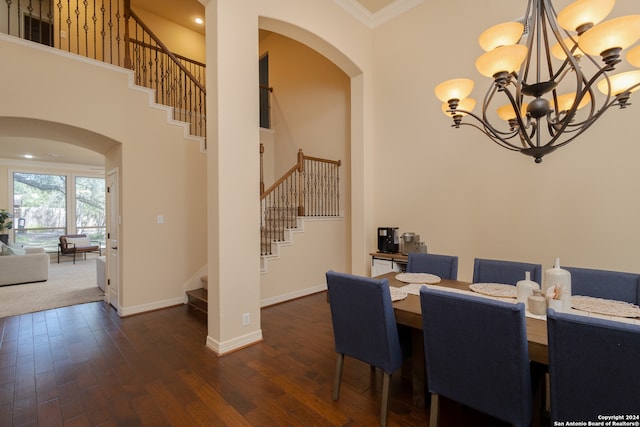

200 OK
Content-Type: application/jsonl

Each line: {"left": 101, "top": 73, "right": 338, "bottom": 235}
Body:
{"left": 571, "top": 295, "right": 640, "bottom": 318}
{"left": 389, "top": 287, "right": 408, "bottom": 302}
{"left": 395, "top": 272, "right": 441, "bottom": 284}
{"left": 468, "top": 283, "right": 517, "bottom": 298}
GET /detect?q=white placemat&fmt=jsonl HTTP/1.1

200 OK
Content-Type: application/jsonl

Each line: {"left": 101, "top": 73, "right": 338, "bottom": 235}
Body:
{"left": 400, "top": 283, "right": 427, "bottom": 295}
{"left": 571, "top": 295, "right": 640, "bottom": 318}
{"left": 395, "top": 272, "right": 441, "bottom": 284}
{"left": 389, "top": 287, "right": 408, "bottom": 302}
{"left": 469, "top": 283, "right": 517, "bottom": 298}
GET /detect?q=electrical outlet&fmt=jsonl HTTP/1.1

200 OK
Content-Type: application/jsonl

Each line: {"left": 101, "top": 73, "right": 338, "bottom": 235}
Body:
{"left": 242, "top": 313, "right": 250, "bottom": 326}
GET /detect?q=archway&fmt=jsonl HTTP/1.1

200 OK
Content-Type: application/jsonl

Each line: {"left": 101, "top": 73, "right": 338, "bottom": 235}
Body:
{"left": 0, "top": 116, "right": 120, "bottom": 313}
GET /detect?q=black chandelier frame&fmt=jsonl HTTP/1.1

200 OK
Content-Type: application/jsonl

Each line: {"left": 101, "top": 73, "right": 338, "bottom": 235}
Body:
{"left": 446, "top": 0, "right": 640, "bottom": 163}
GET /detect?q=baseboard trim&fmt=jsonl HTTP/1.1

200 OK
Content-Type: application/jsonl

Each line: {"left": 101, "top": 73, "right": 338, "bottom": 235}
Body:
{"left": 206, "top": 330, "right": 263, "bottom": 356}
{"left": 119, "top": 296, "right": 185, "bottom": 317}
{"left": 260, "top": 284, "right": 327, "bottom": 308}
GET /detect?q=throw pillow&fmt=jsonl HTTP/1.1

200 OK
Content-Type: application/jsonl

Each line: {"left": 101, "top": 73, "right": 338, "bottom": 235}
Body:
{"left": 23, "top": 247, "right": 45, "bottom": 254}
{"left": 66, "top": 237, "right": 92, "bottom": 247}
{"left": 0, "top": 241, "right": 15, "bottom": 255}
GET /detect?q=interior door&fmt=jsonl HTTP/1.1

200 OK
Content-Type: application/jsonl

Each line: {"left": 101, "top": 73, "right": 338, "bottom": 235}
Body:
{"left": 106, "top": 168, "right": 120, "bottom": 312}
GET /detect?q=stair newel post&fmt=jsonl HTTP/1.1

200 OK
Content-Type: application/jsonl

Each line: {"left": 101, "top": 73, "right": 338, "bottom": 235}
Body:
{"left": 297, "top": 149, "right": 305, "bottom": 217}
{"left": 260, "top": 143, "right": 265, "bottom": 194}
{"left": 123, "top": 0, "right": 132, "bottom": 69}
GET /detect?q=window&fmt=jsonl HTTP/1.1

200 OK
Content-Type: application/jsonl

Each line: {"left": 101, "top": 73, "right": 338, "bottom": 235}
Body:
{"left": 75, "top": 176, "right": 106, "bottom": 245}
{"left": 259, "top": 54, "right": 270, "bottom": 129}
{"left": 23, "top": 15, "right": 54, "bottom": 47}
{"left": 12, "top": 172, "right": 105, "bottom": 251}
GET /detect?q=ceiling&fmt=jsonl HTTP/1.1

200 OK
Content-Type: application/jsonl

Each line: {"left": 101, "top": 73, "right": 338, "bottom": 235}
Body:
{"left": 133, "top": 0, "right": 405, "bottom": 32}
{"left": 0, "top": 0, "right": 407, "bottom": 168}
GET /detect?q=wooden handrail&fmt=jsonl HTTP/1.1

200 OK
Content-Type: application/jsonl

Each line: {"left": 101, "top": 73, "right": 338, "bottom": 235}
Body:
{"left": 259, "top": 147, "right": 341, "bottom": 255}
{"left": 128, "top": 39, "right": 207, "bottom": 68}
{"left": 125, "top": 9, "right": 206, "bottom": 94}
{"left": 261, "top": 163, "right": 299, "bottom": 200}
{"left": 303, "top": 155, "right": 341, "bottom": 166}
{"left": 260, "top": 148, "right": 341, "bottom": 200}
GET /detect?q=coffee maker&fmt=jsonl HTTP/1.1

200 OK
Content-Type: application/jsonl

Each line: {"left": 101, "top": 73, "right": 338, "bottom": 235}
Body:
{"left": 377, "top": 227, "right": 399, "bottom": 253}
{"left": 400, "top": 232, "right": 420, "bottom": 255}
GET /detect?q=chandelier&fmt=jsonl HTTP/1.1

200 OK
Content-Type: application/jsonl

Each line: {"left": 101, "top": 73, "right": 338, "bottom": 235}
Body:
{"left": 435, "top": 0, "right": 640, "bottom": 163}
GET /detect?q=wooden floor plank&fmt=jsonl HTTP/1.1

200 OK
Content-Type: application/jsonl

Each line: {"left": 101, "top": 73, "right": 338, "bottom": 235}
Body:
{"left": 0, "top": 293, "right": 523, "bottom": 426}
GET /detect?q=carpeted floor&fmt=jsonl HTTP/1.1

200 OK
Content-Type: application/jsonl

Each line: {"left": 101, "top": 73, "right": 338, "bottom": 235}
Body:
{"left": 0, "top": 255, "right": 104, "bottom": 318}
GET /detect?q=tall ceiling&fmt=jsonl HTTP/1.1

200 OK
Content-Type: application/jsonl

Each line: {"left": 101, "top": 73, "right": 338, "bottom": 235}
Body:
{"left": 135, "top": 0, "right": 403, "bottom": 33}
{"left": 0, "top": 0, "right": 408, "bottom": 168}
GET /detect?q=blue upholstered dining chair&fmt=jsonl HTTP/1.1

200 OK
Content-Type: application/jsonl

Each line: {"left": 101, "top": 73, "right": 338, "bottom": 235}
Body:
{"left": 420, "top": 287, "right": 533, "bottom": 427}
{"left": 547, "top": 309, "right": 640, "bottom": 421}
{"left": 563, "top": 266, "right": 640, "bottom": 304}
{"left": 406, "top": 253, "right": 459, "bottom": 280}
{"left": 325, "top": 270, "right": 406, "bottom": 427}
{"left": 472, "top": 257, "right": 542, "bottom": 285}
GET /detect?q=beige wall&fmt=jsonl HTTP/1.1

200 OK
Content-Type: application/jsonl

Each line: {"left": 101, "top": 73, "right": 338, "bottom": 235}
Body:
{"left": 260, "top": 218, "right": 347, "bottom": 306}
{"left": 133, "top": 7, "right": 206, "bottom": 63}
{"left": 259, "top": 32, "right": 351, "bottom": 181}
{"left": 257, "top": 31, "right": 351, "bottom": 301}
{"left": 371, "top": 1, "right": 640, "bottom": 282}
{"left": 0, "top": 35, "right": 207, "bottom": 313}
{"left": 205, "top": 0, "right": 372, "bottom": 353}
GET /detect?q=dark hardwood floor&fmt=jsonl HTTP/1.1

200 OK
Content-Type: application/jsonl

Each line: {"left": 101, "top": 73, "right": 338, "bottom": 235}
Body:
{"left": 0, "top": 292, "right": 510, "bottom": 426}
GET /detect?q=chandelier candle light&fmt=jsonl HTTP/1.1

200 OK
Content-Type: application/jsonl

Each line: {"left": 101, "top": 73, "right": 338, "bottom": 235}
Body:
{"left": 435, "top": 0, "right": 640, "bottom": 163}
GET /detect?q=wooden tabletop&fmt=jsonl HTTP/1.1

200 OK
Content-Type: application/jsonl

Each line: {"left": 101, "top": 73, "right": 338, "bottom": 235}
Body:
{"left": 378, "top": 271, "right": 549, "bottom": 365}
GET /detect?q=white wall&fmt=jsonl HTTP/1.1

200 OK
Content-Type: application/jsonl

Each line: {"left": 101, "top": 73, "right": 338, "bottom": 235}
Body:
{"left": 371, "top": 1, "right": 640, "bottom": 281}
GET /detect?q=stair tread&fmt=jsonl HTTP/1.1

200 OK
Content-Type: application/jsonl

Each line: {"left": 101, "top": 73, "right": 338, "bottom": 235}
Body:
{"left": 186, "top": 288, "right": 207, "bottom": 314}
{"left": 186, "top": 288, "right": 207, "bottom": 302}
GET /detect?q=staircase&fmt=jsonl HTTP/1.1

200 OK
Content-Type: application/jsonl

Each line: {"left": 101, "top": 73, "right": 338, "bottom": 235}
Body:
{"left": 186, "top": 275, "right": 208, "bottom": 313}
{"left": 260, "top": 216, "right": 306, "bottom": 274}
{"left": 261, "top": 206, "right": 299, "bottom": 255}
{"left": 0, "top": 1, "right": 206, "bottom": 143}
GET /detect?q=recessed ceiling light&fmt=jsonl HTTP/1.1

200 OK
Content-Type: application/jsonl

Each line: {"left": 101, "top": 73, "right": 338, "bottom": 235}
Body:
{"left": 23, "top": 154, "right": 33, "bottom": 159}
{"left": 194, "top": 17, "right": 203, "bottom": 25}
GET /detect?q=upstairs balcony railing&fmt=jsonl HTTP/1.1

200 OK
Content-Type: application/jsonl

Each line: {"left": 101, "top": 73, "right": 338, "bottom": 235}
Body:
{"left": 260, "top": 146, "right": 341, "bottom": 256}
{"left": 0, "top": 0, "right": 206, "bottom": 143}
{"left": 125, "top": 7, "right": 206, "bottom": 141}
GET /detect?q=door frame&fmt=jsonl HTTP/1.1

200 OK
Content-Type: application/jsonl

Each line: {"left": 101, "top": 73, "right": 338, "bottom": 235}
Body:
{"left": 106, "top": 167, "right": 120, "bottom": 313}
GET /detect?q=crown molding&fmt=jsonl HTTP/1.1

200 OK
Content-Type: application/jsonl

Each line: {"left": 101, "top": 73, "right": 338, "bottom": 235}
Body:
{"left": 334, "top": 0, "right": 423, "bottom": 29}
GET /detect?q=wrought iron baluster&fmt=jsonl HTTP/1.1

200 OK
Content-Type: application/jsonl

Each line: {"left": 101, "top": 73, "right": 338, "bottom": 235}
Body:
{"left": 111, "top": 0, "right": 122, "bottom": 65}
{"left": 74, "top": 0, "right": 79, "bottom": 53}
{"left": 100, "top": 0, "right": 105, "bottom": 62}
{"left": 82, "top": 0, "right": 88, "bottom": 56}
{"left": 91, "top": 0, "right": 96, "bottom": 59}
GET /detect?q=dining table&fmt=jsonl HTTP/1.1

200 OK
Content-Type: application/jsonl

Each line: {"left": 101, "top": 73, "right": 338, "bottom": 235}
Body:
{"left": 377, "top": 271, "right": 549, "bottom": 410}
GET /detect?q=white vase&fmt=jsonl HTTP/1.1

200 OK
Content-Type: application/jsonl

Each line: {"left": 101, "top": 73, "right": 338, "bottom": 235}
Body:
{"left": 544, "top": 257, "right": 572, "bottom": 311}
{"left": 528, "top": 289, "right": 547, "bottom": 316}
{"left": 516, "top": 271, "right": 539, "bottom": 309}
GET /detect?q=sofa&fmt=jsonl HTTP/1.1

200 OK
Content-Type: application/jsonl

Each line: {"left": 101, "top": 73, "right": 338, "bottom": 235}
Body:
{"left": 0, "top": 244, "right": 49, "bottom": 286}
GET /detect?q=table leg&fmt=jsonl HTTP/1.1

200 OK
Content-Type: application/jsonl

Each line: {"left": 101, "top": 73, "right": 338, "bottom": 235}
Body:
{"left": 530, "top": 362, "right": 548, "bottom": 427}
{"left": 411, "top": 328, "right": 426, "bottom": 408}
